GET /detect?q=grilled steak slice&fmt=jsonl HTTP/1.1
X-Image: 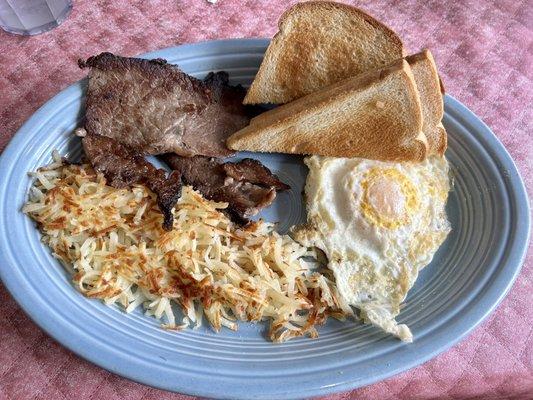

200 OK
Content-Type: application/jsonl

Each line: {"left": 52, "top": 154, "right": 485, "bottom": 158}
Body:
{"left": 82, "top": 132, "right": 181, "bottom": 230}
{"left": 162, "top": 155, "right": 289, "bottom": 223}
{"left": 222, "top": 159, "right": 290, "bottom": 191}
{"left": 79, "top": 52, "right": 250, "bottom": 157}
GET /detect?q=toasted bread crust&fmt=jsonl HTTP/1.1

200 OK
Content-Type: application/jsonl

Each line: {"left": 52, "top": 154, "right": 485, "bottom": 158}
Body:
{"left": 244, "top": 1, "right": 405, "bottom": 104}
{"left": 406, "top": 49, "right": 446, "bottom": 156}
{"left": 434, "top": 123, "right": 448, "bottom": 155}
{"left": 229, "top": 60, "right": 427, "bottom": 162}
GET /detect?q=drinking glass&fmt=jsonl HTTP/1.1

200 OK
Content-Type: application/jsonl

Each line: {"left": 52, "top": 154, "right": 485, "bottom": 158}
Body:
{"left": 0, "top": 0, "right": 72, "bottom": 35}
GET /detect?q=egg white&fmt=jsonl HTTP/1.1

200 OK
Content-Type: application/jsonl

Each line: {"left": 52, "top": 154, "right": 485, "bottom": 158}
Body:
{"left": 293, "top": 155, "right": 451, "bottom": 341}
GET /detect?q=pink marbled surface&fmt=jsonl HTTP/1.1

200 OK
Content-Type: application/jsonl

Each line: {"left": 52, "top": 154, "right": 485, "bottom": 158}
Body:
{"left": 0, "top": 1, "right": 532, "bottom": 399}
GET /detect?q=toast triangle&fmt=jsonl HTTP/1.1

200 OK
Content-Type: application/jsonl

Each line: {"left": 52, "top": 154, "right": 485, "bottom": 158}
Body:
{"left": 228, "top": 59, "right": 427, "bottom": 162}
{"left": 244, "top": 1, "right": 405, "bottom": 104}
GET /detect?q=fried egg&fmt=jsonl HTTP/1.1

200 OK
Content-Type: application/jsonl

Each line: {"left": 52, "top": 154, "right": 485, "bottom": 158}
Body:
{"left": 293, "top": 156, "right": 451, "bottom": 341}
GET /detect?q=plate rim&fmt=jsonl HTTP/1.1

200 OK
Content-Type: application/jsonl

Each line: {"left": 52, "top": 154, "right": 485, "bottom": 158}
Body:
{"left": 0, "top": 38, "right": 530, "bottom": 399}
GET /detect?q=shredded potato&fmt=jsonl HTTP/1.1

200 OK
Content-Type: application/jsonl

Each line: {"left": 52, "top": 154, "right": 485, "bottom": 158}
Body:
{"left": 23, "top": 153, "right": 353, "bottom": 342}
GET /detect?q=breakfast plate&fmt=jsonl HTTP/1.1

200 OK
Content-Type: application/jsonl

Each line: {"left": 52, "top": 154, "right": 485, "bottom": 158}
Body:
{"left": 0, "top": 39, "right": 529, "bottom": 399}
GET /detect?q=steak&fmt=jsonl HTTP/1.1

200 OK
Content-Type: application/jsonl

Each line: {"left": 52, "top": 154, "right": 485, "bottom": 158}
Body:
{"left": 222, "top": 158, "right": 290, "bottom": 191}
{"left": 81, "top": 132, "right": 182, "bottom": 230}
{"left": 162, "top": 155, "right": 289, "bottom": 224}
{"left": 79, "top": 52, "right": 250, "bottom": 157}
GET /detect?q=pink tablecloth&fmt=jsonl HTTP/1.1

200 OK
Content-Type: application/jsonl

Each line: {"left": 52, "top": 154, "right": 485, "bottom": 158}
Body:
{"left": 0, "top": 1, "right": 531, "bottom": 399}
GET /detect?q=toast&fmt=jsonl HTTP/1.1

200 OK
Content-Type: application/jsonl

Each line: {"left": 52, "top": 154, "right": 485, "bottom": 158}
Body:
{"left": 243, "top": 1, "right": 405, "bottom": 104}
{"left": 228, "top": 59, "right": 428, "bottom": 162}
{"left": 406, "top": 50, "right": 446, "bottom": 155}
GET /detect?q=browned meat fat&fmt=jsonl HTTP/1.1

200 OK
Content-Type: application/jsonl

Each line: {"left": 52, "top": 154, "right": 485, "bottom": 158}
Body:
{"left": 222, "top": 158, "right": 290, "bottom": 191}
{"left": 79, "top": 52, "right": 250, "bottom": 158}
{"left": 82, "top": 133, "right": 181, "bottom": 230}
{"left": 162, "top": 154, "right": 289, "bottom": 224}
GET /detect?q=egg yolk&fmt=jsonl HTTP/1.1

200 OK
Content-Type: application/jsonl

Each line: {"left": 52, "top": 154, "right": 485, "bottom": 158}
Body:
{"left": 360, "top": 168, "right": 419, "bottom": 229}
{"left": 366, "top": 177, "right": 405, "bottom": 219}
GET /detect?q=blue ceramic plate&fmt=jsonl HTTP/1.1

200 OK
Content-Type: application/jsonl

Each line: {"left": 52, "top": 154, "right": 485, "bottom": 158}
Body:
{"left": 0, "top": 39, "right": 530, "bottom": 399}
